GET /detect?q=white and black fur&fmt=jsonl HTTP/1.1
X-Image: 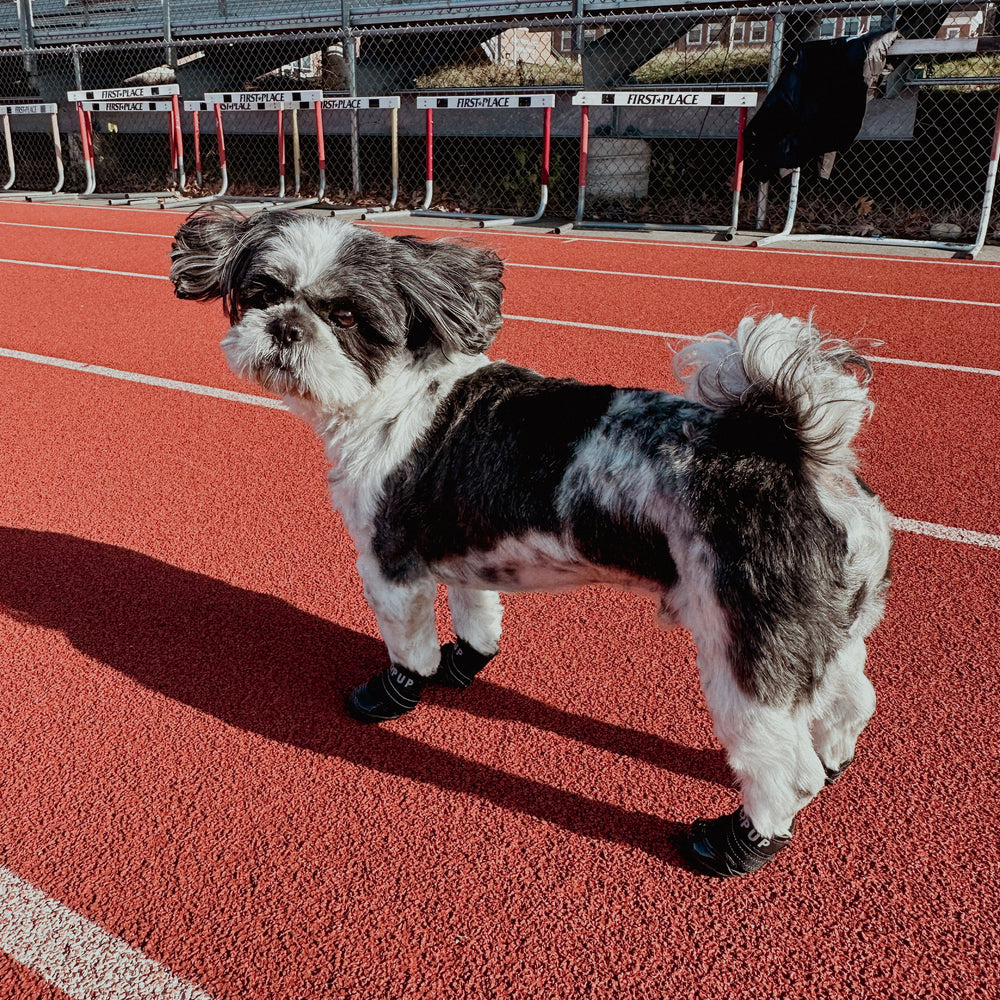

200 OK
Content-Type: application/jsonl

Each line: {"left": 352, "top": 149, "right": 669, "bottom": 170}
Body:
{"left": 171, "top": 207, "right": 892, "bottom": 876}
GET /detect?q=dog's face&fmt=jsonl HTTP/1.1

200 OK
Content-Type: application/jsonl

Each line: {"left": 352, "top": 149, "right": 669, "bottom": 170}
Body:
{"left": 170, "top": 208, "right": 505, "bottom": 408}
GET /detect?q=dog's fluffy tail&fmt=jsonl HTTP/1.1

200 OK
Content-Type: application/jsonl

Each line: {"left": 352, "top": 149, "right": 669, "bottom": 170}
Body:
{"left": 672, "top": 314, "right": 874, "bottom": 472}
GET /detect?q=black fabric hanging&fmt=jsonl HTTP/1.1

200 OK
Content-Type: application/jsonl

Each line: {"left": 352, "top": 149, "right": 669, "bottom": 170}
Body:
{"left": 744, "top": 29, "right": 900, "bottom": 183}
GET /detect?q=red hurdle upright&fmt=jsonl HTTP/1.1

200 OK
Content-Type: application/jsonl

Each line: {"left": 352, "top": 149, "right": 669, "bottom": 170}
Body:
{"left": 566, "top": 90, "right": 758, "bottom": 239}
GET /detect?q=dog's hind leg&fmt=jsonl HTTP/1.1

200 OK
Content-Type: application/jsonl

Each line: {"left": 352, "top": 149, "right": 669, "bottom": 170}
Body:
{"left": 691, "top": 687, "right": 827, "bottom": 876}
{"left": 431, "top": 586, "right": 503, "bottom": 690}
{"left": 346, "top": 558, "right": 440, "bottom": 723}
{"left": 685, "top": 617, "right": 827, "bottom": 876}
{"left": 809, "top": 636, "right": 876, "bottom": 784}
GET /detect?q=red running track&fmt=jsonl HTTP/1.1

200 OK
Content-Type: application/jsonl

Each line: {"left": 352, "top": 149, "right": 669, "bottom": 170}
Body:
{"left": 0, "top": 202, "right": 997, "bottom": 1000}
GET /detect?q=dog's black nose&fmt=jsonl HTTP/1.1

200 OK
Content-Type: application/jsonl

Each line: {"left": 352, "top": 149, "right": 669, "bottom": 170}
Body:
{"left": 267, "top": 317, "right": 305, "bottom": 348}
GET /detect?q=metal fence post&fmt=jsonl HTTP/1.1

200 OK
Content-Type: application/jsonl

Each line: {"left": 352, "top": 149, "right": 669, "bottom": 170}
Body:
{"left": 755, "top": 11, "right": 786, "bottom": 231}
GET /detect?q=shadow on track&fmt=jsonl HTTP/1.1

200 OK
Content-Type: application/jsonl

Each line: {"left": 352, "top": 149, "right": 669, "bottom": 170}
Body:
{"left": 0, "top": 528, "right": 729, "bottom": 870}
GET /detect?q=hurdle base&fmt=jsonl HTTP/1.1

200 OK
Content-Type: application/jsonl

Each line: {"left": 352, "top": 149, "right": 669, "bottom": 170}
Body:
{"left": 753, "top": 230, "right": 985, "bottom": 258}
{"left": 570, "top": 220, "right": 738, "bottom": 239}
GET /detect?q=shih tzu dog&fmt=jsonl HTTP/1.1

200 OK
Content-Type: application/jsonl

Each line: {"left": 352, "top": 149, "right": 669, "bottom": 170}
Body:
{"left": 171, "top": 206, "right": 892, "bottom": 878}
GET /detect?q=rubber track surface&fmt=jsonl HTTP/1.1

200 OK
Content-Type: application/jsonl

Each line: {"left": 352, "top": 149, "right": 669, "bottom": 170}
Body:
{"left": 0, "top": 203, "right": 996, "bottom": 1000}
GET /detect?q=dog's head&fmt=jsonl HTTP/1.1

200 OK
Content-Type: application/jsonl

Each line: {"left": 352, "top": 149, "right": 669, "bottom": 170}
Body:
{"left": 170, "top": 207, "right": 504, "bottom": 407}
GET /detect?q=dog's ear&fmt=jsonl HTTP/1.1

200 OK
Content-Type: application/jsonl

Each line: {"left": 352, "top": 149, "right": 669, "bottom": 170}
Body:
{"left": 390, "top": 235, "right": 504, "bottom": 355}
{"left": 170, "top": 207, "right": 292, "bottom": 322}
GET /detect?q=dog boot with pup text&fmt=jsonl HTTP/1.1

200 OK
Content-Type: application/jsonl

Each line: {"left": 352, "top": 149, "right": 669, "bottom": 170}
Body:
{"left": 431, "top": 639, "right": 496, "bottom": 689}
{"left": 687, "top": 807, "right": 793, "bottom": 877}
{"left": 346, "top": 663, "right": 426, "bottom": 724}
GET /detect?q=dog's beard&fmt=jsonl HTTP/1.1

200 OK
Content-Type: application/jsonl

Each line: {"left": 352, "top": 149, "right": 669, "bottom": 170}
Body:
{"left": 221, "top": 316, "right": 371, "bottom": 408}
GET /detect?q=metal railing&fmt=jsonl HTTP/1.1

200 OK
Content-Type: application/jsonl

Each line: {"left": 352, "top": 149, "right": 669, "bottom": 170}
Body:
{"left": 0, "top": 1, "right": 995, "bottom": 250}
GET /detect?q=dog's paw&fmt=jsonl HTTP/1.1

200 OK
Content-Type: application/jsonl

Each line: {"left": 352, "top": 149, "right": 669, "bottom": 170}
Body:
{"left": 430, "top": 640, "right": 495, "bottom": 690}
{"left": 346, "top": 663, "right": 426, "bottom": 723}
{"left": 686, "top": 807, "right": 793, "bottom": 878}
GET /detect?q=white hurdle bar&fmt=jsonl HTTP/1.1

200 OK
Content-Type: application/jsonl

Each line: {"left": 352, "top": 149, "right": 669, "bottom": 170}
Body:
{"left": 176, "top": 90, "right": 325, "bottom": 211}
{"left": 407, "top": 93, "right": 555, "bottom": 227}
{"left": 0, "top": 102, "right": 63, "bottom": 197}
{"left": 566, "top": 90, "right": 758, "bottom": 238}
{"left": 66, "top": 85, "right": 184, "bottom": 200}
{"left": 320, "top": 95, "right": 401, "bottom": 217}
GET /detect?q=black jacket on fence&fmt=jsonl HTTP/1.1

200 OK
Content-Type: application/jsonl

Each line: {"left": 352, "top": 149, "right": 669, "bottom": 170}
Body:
{"left": 743, "top": 29, "right": 900, "bottom": 183}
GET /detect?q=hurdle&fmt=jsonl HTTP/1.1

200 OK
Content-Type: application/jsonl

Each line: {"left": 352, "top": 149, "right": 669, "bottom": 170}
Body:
{"left": 562, "top": 90, "right": 758, "bottom": 238}
{"left": 753, "top": 40, "right": 1000, "bottom": 259}
{"left": 0, "top": 102, "right": 63, "bottom": 198}
{"left": 403, "top": 93, "right": 555, "bottom": 226}
{"left": 174, "top": 90, "right": 325, "bottom": 211}
{"left": 319, "top": 95, "right": 401, "bottom": 217}
{"left": 64, "top": 85, "right": 184, "bottom": 202}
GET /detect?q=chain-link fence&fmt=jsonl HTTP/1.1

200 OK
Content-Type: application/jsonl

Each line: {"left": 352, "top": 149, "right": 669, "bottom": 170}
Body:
{"left": 0, "top": 2, "right": 997, "bottom": 245}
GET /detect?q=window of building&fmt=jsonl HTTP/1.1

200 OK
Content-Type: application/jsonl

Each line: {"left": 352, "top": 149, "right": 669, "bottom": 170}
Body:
{"left": 687, "top": 24, "right": 704, "bottom": 45}
{"left": 732, "top": 21, "right": 745, "bottom": 42}
{"left": 844, "top": 17, "right": 861, "bottom": 36}
{"left": 819, "top": 18, "right": 837, "bottom": 38}
{"left": 749, "top": 20, "right": 767, "bottom": 42}
{"left": 945, "top": 26, "right": 962, "bottom": 39}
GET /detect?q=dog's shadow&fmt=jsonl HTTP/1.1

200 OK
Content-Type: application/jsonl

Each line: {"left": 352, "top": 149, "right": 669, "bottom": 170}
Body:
{"left": 0, "top": 527, "right": 729, "bottom": 869}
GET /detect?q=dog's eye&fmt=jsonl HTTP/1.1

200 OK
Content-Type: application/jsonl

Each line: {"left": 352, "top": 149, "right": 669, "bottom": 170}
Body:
{"left": 332, "top": 308, "right": 357, "bottom": 328}
{"left": 244, "top": 279, "right": 287, "bottom": 311}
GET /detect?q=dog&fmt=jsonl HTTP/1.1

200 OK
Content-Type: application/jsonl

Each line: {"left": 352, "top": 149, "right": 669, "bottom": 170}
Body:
{"left": 170, "top": 206, "right": 892, "bottom": 877}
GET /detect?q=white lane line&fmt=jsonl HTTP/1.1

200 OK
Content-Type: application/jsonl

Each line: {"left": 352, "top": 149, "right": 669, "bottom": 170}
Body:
{"left": 892, "top": 518, "right": 1000, "bottom": 550}
{"left": 0, "top": 866, "right": 215, "bottom": 1000}
{"left": 504, "top": 261, "right": 1000, "bottom": 309}
{"left": 1, "top": 346, "right": 998, "bottom": 551}
{"left": 503, "top": 315, "right": 1000, "bottom": 378}
{"left": 0, "top": 220, "right": 173, "bottom": 239}
{"left": 0, "top": 257, "right": 164, "bottom": 280}
{"left": 0, "top": 348, "right": 283, "bottom": 409}
{"left": 2, "top": 255, "right": 999, "bottom": 311}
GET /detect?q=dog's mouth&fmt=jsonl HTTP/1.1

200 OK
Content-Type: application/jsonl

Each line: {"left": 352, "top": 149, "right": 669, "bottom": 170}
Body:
{"left": 253, "top": 358, "right": 299, "bottom": 391}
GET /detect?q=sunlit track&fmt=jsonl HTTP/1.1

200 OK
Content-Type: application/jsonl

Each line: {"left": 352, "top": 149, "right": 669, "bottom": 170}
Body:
{"left": 4, "top": 212, "right": 1000, "bottom": 271}
{"left": 0, "top": 257, "right": 997, "bottom": 378}
{"left": 1, "top": 252, "right": 999, "bottom": 309}
{"left": 0, "top": 346, "right": 996, "bottom": 549}
{"left": 502, "top": 315, "right": 1000, "bottom": 377}
{"left": 0, "top": 200, "right": 996, "bottom": 1000}
{"left": 503, "top": 261, "right": 1000, "bottom": 308}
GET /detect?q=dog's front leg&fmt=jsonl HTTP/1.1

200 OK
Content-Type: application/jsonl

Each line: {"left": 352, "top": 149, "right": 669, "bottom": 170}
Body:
{"left": 346, "top": 557, "right": 440, "bottom": 723}
{"left": 433, "top": 585, "right": 503, "bottom": 690}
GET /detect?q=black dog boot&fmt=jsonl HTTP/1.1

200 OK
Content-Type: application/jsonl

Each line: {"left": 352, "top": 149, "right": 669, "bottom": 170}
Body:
{"left": 346, "top": 663, "right": 427, "bottom": 723}
{"left": 823, "top": 759, "right": 853, "bottom": 785}
{"left": 687, "top": 807, "right": 793, "bottom": 877}
{"left": 431, "top": 639, "right": 496, "bottom": 690}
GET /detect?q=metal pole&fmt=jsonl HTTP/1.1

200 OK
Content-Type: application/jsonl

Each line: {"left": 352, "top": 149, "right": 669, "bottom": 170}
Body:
{"left": 964, "top": 92, "right": 1000, "bottom": 256}
{"left": 162, "top": 0, "right": 175, "bottom": 70}
{"left": 215, "top": 103, "right": 228, "bottom": 197}
{"left": 71, "top": 45, "right": 83, "bottom": 91}
{"left": 292, "top": 109, "right": 301, "bottom": 197}
{"left": 277, "top": 107, "right": 285, "bottom": 198}
{"left": 192, "top": 110, "right": 202, "bottom": 187}
{"left": 389, "top": 105, "right": 398, "bottom": 209}
{"left": 50, "top": 111, "right": 64, "bottom": 193}
{"left": 314, "top": 99, "right": 326, "bottom": 200}
{"left": 2, "top": 115, "right": 15, "bottom": 190}
{"left": 171, "top": 93, "right": 185, "bottom": 192}
{"left": 574, "top": 103, "right": 589, "bottom": 225}
{"left": 727, "top": 105, "right": 748, "bottom": 237}
{"left": 756, "top": 12, "right": 785, "bottom": 230}
{"left": 422, "top": 108, "right": 433, "bottom": 210}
